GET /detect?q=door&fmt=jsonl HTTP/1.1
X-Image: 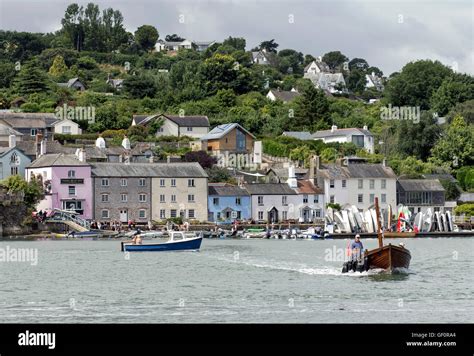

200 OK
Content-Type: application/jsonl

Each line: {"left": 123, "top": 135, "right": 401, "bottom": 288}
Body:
{"left": 268, "top": 208, "right": 278, "bottom": 223}
{"left": 302, "top": 208, "right": 311, "bottom": 222}
{"left": 120, "top": 209, "right": 128, "bottom": 223}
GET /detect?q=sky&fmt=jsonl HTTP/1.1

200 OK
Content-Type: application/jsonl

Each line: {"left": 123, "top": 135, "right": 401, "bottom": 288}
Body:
{"left": 0, "top": 0, "right": 473, "bottom": 75}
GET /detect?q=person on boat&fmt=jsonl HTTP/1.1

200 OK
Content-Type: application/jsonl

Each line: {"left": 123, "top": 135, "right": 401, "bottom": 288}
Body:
{"left": 351, "top": 234, "right": 364, "bottom": 259}
{"left": 131, "top": 230, "right": 142, "bottom": 245}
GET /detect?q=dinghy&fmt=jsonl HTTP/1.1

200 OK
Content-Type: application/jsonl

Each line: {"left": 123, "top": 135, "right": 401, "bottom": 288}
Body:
{"left": 121, "top": 231, "right": 202, "bottom": 252}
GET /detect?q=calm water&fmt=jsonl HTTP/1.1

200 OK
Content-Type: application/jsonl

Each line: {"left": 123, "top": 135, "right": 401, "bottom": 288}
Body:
{"left": 0, "top": 237, "right": 473, "bottom": 323}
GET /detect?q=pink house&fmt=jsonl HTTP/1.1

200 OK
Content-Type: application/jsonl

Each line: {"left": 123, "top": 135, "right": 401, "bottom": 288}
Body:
{"left": 25, "top": 153, "right": 93, "bottom": 219}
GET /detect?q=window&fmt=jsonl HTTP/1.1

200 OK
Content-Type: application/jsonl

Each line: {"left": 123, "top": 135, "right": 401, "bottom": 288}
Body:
{"left": 138, "top": 210, "right": 146, "bottom": 219}
{"left": 282, "top": 211, "right": 288, "bottom": 220}
{"left": 170, "top": 209, "right": 177, "bottom": 218}
{"left": 171, "top": 179, "right": 176, "bottom": 187}
{"left": 188, "top": 194, "right": 195, "bottom": 202}
{"left": 358, "top": 179, "right": 363, "bottom": 189}
{"left": 213, "top": 197, "right": 219, "bottom": 205}
{"left": 188, "top": 209, "right": 195, "bottom": 218}
{"left": 101, "top": 194, "right": 109, "bottom": 202}
{"left": 121, "top": 194, "right": 127, "bottom": 203}
{"left": 101, "top": 178, "right": 109, "bottom": 187}
{"left": 258, "top": 211, "right": 264, "bottom": 220}
{"left": 381, "top": 179, "right": 386, "bottom": 189}
{"left": 69, "top": 186, "right": 76, "bottom": 196}
{"left": 381, "top": 194, "right": 386, "bottom": 203}
{"left": 370, "top": 179, "right": 375, "bottom": 189}
{"left": 171, "top": 195, "right": 176, "bottom": 203}
{"left": 314, "top": 195, "right": 319, "bottom": 203}
{"left": 352, "top": 135, "right": 364, "bottom": 148}
{"left": 282, "top": 196, "right": 288, "bottom": 205}
{"left": 160, "top": 209, "right": 166, "bottom": 219}
{"left": 342, "top": 180, "right": 346, "bottom": 188}
{"left": 30, "top": 129, "right": 37, "bottom": 136}
{"left": 160, "top": 179, "right": 165, "bottom": 187}
{"left": 370, "top": 194, "right": 375, "bottom": 203}
{"left": 303, "top": 194, "right": 308, "bottom": 203}
{"left": 330, "top": 179, "right": 335, "bottom": 188}
{"left": 358, "top": 194, "right": 363, "bottom": 203}
{"left": 188, "top": 179, "right": 195, "bottom": 187}
{"left": 235, "top": 197, "right": 241, "bottom": 205}
{"left": 217, "top": 212, "right": 221, "bottom": 220}
{"left": 160, "top": 194, "right": 165, "bottom": 203}
{"left": 330, "top": 195, "right": 335, "bottom": 203}
{"left": 139, "top": 178, "right": 146, "bottom": 187}
{"left": 258, "top": 196, "right": 264, "bottom": 205}
{"left": 101, "top": 210, "right": 109, "bottom": 219}
{"left": 62, "top": 126, "right": 71, "bottom": 134}
{"left": 187, "top": 127, "right": 193, "bottom": 132}
{"left": 315, "top": 209, "right": 321, "bottom": 218}
{"left": 68, "top": 170, "right": 75, "bottom": 178}
{"left": 139, "top": 194, "right": 147, "bottom": 202}
{"left": 10, "top": 167, "right": 18, "bottom": 175}
{"left": 121, "top": 179, "right": 127, "bottom": 187}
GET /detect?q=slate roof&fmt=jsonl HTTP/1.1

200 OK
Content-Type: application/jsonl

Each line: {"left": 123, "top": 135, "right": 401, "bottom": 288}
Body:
{"left": 16, "top": 140, "right": 71, "bottom": 158}
{"left": 91, "top": 162, "right": 208, "bottom": 178}
{"left": 244, "top": 183, "right": 297, "bottom": 195}
{"left": 318, "top": 163, "right": 396, "bottom": 179}
{"left": 0, "top": 113, "right": 59, "bottom": 128}
{"left": 267, "top": 167, "right": 308, "bottom": 180}
{"left": 0, "top": 121, "right": 23, "bottom": 136}
{"left": 268, "top": 89, "right": 301, "bottom": 102}
{"left": 200, "top": 123, "right": 255, "bottom": 141}
{"left": 312, "top": 127, "right": 372, "bottom": 139}
{"left": 208, "top": 184, "right": 250, "bottom": 196}
{"left": 304, "top": 60, "right": 330, "bottom": 73}
{"left": 27, "top": 153, "right": 89, "bottom": 168}
{"left": 397, "top": 179, "right": 445, "bottom": 192}
{"left": 134, "top": 114, "right": 209, "bottom": 127}
{"left": 296, "top": 180, "right": 324, "bottom": 194}
{"left": 281, "top": 131, "right": 312, "bottom": 140}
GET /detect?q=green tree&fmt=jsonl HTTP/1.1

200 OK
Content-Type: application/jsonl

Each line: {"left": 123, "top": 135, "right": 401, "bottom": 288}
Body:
{"left": 165, "top": 34, "right": 184, "bottom": 42}
{"left": 14, "top": 59, "right": 50, "bottom": 96}
{"left": 430, "top": 73, "right": 474, "bottom": 116}
{"left": 348, "top": 58, "right": 369, "bottom": 71}
{"left": 322, "top": 51, "right": 348, "bottom": 70}
{"left": 295, "top": 85, "right": 330, "bottom": 130}
{"left": 48, "top": 55, "right": 68, "bottom": 78}
{"left": 0, "top": 174, "right": 43, "bottom": 209}
{"left": 123, "top": 74, "right": 158, "bottom": 99}
{"left": 258, "top": 39, "right": 278, "bottom": 53}
{"left": 346, "top": 69, "right": 366, "bottom": 93}
{"left": 222, "top": 36, "right": 246, "bottom": 51}
{"left": 439, "top": 179, "right": 461, "bottom": 201}
{"left": 134, "top": 25, "right": 159, "bottom": 51}
{"left": 456, "top": 166, "right": 474, "bottom": 191}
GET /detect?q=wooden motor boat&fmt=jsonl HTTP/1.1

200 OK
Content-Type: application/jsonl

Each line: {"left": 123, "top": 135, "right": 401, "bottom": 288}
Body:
{"left": 121, "top": 231, "right": 202, "bottom": 252}
{"left": 342, "top": 197, "right": 411, "bottom": 273}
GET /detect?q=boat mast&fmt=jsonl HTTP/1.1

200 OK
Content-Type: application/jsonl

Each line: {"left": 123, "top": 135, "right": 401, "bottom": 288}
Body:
{"left": 374, "top": 197, "right": 383, "bottom": 248}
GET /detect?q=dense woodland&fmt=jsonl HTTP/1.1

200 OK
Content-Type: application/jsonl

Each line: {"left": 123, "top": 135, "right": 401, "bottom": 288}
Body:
{"left": 0, "top": 2, "right": 473, "bottom": 199}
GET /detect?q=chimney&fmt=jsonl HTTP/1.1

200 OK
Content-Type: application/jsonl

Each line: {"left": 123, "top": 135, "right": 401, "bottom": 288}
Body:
{"left": 78, "top": 147, "right": 86, "bottom": 162}
{"left": 287, "top": 165, "right": 298, "bottom": 188}
{"left": 363, "top": 125, "right": 368, "bottom": 131}
{"left": 317, "top": 56, "right": 322, "bottom": 62}
{"left": 8, "top": 135, "right": 16, "bottom": 148}
{"left": 122, "top": 136, "right": 131, "bottom": 150}
{"left": 331, "top": 125, "right": 337, "bottom": 133}
{"left": 309, "top": 155, "right": 320, "bottom": 184}
{"left": 382, "top": 158, "right": 387, "bottom": 167}
{"left": 372, "top": 71, "right": 375, "bottom": 77}
{"left": 40, "top": 139, "right": 46, "bottom": 156}
{"left": 35, "top": 132, "right": 43, "bottom": 158}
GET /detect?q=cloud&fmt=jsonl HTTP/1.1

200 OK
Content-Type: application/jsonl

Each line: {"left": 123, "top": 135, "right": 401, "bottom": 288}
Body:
{"left": 0, "top": 0, "right": 472, "bottom": 74}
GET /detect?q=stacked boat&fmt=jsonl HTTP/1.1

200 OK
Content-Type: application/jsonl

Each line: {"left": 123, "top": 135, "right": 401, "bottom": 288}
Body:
{"left": 325, "top": 205, "right": 456, "bottom": 234}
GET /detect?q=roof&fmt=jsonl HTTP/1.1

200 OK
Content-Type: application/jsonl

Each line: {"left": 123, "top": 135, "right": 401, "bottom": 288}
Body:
{"left": 58, "top": 78, "right": 84, "bottom": 88}
{"left": 312, "top": 127, "right": 372, "bottom": 139}
{"left": 268, "top": 89, "right": 301, "bottom": 102}
{"left": 200, "top": 123, "right": 255, "bottom": 141}
{"left": 15, "top": 140, "right": 72, "bottom": 157}
{"left": 135, "top": 114, "right": 209, "bottom": 127}
{"left": 27, "top": 153, "right": 89, "bottom": 168}
{"left": 318, "top": 163, "right": 397, "bottom": 179}
{"left": 0, "top": 113, "right": 58, "bottom": 128}
{"left": 208, "top": 184, "right": 250, "bottom": 196}
{"left": 91, "top": 162, "right": 208, "bottom": 178}
{"left": 267, "top": 167, "right": 308, "bottom": 180}
{"left": 244, "top": 183, "right": 297, "bottom": 195}
{"left": 397, "top": 179, "right": 445, "bottom": 192}
{"left": 296, "top": 180, "right": 324, "bottom": 194}
{"left": 281, "top": 131, "right": 312, "bottom": 140}
{"left": 0, "top": 146, "right": 30, "bottom": 159}
{"left": 304, "top": 60, "right": 330, "bottom": 73}
{"left": 0, "top": 121, "right": 23, "bottom": 136}
{"left": 51, "top": 119, "right": 79, "bottom": 127}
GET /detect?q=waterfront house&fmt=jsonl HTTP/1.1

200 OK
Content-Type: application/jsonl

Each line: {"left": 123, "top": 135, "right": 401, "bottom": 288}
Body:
{"left": 295, "top": 179, "right": 325, "bottom": 222}
{"left": 0, "top": 136, "right": 31, "bottom": 179}
{"left": 25, "top": 152, "right": 93, "bottom": 219}
{"left": 57, "top": 78, "right": 86, "bottom": 91}
{"left": 266, "top": 89, "right": 301, "bottom": 103}
{"left": 316, "top": 156, "right": 397, "bottom": 214}
{"left": 312, "top": 125, "right": 374, "bottom": 153}
{"left": 200, "top": 123, "right": 255, "bottom": 155}
{"left": 0, "top": 112, "right": 58, "bottom": 140}
{"left": 132, "top": 114, "right": 209, "bottom": 139}
{"left": 52, "top": 119, "right": 82, "bottom": 135}
{"left": 91, "top": 162, "right": 208, "bottom": 223}
{"left": 208, "top": 183, "right": 251, "bottom": 223}
{"left": 397, "top": 179, "right": 445, "bottom": 214}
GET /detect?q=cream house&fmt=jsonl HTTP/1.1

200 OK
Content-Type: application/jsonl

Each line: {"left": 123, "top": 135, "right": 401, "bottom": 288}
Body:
{"left": 132, "top": 114, "right": 209, "bottom": 139}
{"left": 151, "top": 162, "right": 208, "bottom": 222}
{"left": 52, "top": 119, "right": 82, "bottom": 135}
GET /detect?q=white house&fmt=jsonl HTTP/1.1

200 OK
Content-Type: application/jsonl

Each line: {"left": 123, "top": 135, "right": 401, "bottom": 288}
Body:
{"left": 155, "top": 39, "right": 211, "bottom": 52}
{"left": 132, "top": 114, "right": 209, "bottom": 139}
{"left": 365, "top": 72, "right": 384, "bottom": 91}
{"left": 251, "top": 49, "right": 271, "bottom": 65}
{"left": 303, "top": 59, "right": 330, "bottom": 74}
{"left": 312, "top": 125, "right": 374, "bottom": 153}
{"left": 266, "top": 88, "right": 301, "bottom": 103}
{"left": 316, "top": 157, "right": 397, "bottom": 214}
{"left": 52, "top": 119, "right": 82, "bottom": 135}
{"left": 304, "top": 72, "right": 346, "bottom": 93}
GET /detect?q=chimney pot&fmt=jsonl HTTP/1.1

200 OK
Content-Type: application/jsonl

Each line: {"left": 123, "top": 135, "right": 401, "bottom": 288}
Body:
{"left": 331, "top": 125, "right": 337, "bottom": 133}
{"left": 8, "top": 135, "right": 16, "bottom": 148}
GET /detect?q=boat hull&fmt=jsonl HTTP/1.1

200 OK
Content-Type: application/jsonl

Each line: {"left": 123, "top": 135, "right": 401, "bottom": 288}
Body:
{"left": 122, "top": 237, "right": 202, "bottom": 252}
{"left": 384, "top": 232, "right": 416, "bottom": 238}
{"left": 366, "top": 244, "right": 411, "bottom": 270}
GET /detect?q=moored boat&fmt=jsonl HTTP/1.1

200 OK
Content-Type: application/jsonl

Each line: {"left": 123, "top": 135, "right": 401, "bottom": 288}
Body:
{"left": 121, "top": 231, "right": 202, "bottom": 252}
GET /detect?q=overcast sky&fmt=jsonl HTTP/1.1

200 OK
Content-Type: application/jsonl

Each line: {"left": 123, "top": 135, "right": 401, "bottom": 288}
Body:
{"left": 0, "top": 0, "right": 472, "bottom": 75}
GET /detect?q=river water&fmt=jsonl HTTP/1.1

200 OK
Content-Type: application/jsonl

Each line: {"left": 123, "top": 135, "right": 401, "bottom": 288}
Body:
{"left": 0, "top": 237, "right": 472, "bottom": 323}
